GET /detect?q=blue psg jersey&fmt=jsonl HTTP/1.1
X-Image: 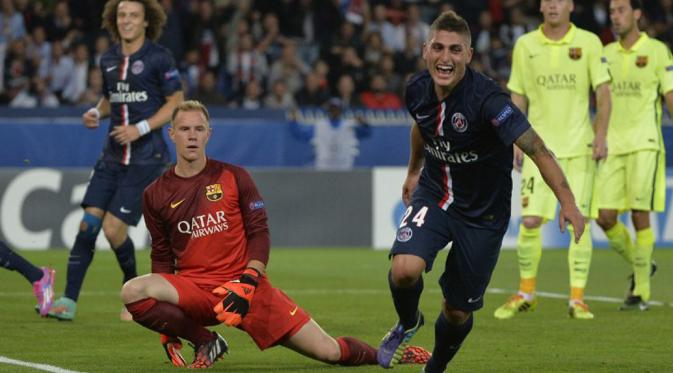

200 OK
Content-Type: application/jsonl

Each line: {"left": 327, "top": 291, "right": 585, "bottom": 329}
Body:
{"left": 405, "top": 68, "right": 530, "bottom": 230}
{"left": 100, "top": 40, "right": 181, "bottom": 165}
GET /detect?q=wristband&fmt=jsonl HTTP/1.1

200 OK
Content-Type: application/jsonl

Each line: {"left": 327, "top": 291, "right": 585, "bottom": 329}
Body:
{"left": 88, "top": 107, "right": 100, "bottom": 119}
{"left": 136, "top": 119, "right": 151, "bottom": 136}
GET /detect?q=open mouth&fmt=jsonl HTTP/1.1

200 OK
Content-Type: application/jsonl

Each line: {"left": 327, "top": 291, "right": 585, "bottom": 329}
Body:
{"left": 436, "top": 64, "right": 454, "bottom": 78}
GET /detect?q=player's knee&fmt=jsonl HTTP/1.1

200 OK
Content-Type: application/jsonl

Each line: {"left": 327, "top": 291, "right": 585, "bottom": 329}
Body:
{"left": 521, "top": 216, "right": 542, "bottom": 229}
{"left": 442, "top": 302, "right": 470, "bottom": 325}
{"left": 390, "top": 266, "right": 422, "bottom": 288}
{"left": 120, "top": 278, "right": 147, "bottom": 303}
{"left": 102, "top": 219, "right": 125, "bottom": 246}
{"left": 596, "top": 211, "right": 617, "bottom": 230}
{"left": 78, "top": 212, "right": 102, "bottom": 240}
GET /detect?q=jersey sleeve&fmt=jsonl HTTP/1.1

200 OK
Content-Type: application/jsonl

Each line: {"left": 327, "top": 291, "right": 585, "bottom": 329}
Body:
{"left": 100, "top": 62, "right": 110, "bottom": 100}
{"left": 142, "top": 186, "right": 176, "bottom": 274}
{"left": 656, "top": 43, "right": 673, "bottom": 95}
{"left": 156, "top": 49, "right": 182, "bottom": 97}
{"left": 232, "top": 166, "right": 271, "bottom": 265}
{"left": 507, "top": 38, "right": 526, "bottom": 95}
{"left": 482, "top": 91, "right": 531, "bottom": 145}
{"left": 588, "top": 36, "right": 611, "bottom": 90}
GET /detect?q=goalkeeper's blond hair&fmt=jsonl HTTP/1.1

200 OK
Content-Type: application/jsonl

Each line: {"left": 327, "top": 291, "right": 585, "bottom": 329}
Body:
{"left": 171, "top": 100, "right": 210, "bottom": 128}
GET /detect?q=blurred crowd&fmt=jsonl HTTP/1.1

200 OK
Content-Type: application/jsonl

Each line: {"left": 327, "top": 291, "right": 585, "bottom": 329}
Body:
{"left": 1, "top": 0, "right": 672, "bottom": 109}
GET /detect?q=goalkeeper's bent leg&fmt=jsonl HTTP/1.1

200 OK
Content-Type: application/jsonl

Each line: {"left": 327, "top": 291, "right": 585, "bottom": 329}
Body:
{"left": 126, "top": 298, "right": 213, "bottom": 346}
{"left": 335, "top": 337, "right": 377, "bottom": 365}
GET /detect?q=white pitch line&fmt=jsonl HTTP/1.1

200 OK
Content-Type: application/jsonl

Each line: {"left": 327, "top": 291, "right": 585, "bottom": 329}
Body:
{"left": 0, "top": 288, "right": 668, "bottom": 307}
{"left": 0, "top": 356, "right": 86, "bottom": 373}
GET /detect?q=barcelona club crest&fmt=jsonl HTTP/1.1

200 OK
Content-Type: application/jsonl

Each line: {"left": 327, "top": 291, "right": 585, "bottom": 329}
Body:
{"left": 635, "top": 56, "right": 648, "bottom": 68}
{"left": 451, "top": 112, "right": 468, "bottom": 133}
{"left": 205, "top": 184, "right": 223, "bottom": 202}
{"left": 568, "top": 47, "right": 582, "bottom": 60}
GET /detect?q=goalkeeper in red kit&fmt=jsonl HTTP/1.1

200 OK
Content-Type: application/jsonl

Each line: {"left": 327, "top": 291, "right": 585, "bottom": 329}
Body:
{"left": 120, "top": 100, "right": 430, "bottom": 369}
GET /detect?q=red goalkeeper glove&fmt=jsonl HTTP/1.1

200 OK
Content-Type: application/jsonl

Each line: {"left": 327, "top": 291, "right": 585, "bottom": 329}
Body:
{"left": 212, "top": 268, "right": 261, "bottom": 326}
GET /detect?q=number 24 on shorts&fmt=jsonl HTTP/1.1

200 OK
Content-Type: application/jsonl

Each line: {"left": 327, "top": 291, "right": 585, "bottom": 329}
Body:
{"left": 400, "top": 206, "right": 429, "bottom": 228}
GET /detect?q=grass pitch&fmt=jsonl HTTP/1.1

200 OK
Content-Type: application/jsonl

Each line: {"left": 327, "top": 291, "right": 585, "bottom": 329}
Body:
{"left": 1, "top": 248, "right": 672, "bottom": 372}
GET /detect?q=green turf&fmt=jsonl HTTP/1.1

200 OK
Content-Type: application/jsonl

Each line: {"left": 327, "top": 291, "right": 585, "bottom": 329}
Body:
{"left": 1, "top": 248, "right": 672, "bottom": 372}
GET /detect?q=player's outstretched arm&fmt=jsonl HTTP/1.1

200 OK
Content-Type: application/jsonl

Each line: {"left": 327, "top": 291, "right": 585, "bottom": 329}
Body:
{"left": 402, "top": 123, "right": 425, "bottom": 206}
{"left": 515, "top": 127, "right": 585, "bottom": 243}
{"left": 591, "top": 82, "right": 611, "bottom": 161}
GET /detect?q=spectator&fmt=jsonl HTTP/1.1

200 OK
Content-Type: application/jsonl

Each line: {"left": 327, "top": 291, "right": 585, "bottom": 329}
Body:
{"left": 335, "top": 74, "right": 361, "bottom": 108}
{"left": 360, "top": 73, "right": 402, "bottom": 110}
{"left": 227, "top": 33, "right": 268, "bottom": 98}
{"left": 0, "top": 0, "right": 27, "bottom": 93}
{"left": 10, "top": 76, "right": 59, "bottom": 108}
{"left": 62, "top": 42, "right": 88, "bottom": 104}
{"left": 268, "top": 42, "right": 309, "bottom": 95}
{"left": 295, "top": 71, "right": 330, "bottom": 107}
{"left": 191, "top": 69, "right": 228, "bottom": 105}
{"left": 237, "top": 80, "right": 263, "bottom": 110}
{"left": 78, "top": 67, "right": 102, "bottom": 106}
{"left": 264, "top": 79, "right": 295, "bottom": 109}
{"left": 405, "top": 4, "right": 430, "bottom": 49}
{"left": 91, "top": 34, "right": 110, "bottom": 67}
{"left": 46, "top": 39, "right": 73, "bottom": 100}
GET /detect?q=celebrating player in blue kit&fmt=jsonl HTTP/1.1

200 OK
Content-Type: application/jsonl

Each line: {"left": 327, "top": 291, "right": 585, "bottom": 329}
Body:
{"left": 48, "top": 0, "right": 183, "bottom": 321}
{"left": 376, "top": 11, "right": 585, "bottom": 372}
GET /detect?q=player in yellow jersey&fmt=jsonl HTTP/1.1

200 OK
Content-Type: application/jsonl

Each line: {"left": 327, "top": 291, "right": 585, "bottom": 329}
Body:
{"left": 494, "top": 0, "right": 612, "bottom": 320}
{"left": 596, "top": 0, "right": 673, "bottom": 311}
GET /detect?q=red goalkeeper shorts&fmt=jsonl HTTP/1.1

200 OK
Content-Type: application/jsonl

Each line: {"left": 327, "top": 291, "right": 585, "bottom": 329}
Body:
{"left": 160, "top": 274, "right": 311, "bottom": 350}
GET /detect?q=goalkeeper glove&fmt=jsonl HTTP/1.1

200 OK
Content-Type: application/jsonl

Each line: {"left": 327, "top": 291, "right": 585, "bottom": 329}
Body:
{"left": 212, "top": 268, "right": 261, "bottom": 326}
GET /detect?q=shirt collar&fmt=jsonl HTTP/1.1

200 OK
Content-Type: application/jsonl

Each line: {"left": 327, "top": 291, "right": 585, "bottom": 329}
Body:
{"left": 536, "top": 23, "right": 577, "bottom": 45}
{"left": 617, "top": 32, "right": 648, "bottom": 53}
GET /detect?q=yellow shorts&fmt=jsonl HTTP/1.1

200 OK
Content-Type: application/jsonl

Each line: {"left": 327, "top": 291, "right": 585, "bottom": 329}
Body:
{"left": 520, "top": 154, "right": 597, "bottom": 220}
{"left": 595, "top": 150, "right": 665, "bottom": 212}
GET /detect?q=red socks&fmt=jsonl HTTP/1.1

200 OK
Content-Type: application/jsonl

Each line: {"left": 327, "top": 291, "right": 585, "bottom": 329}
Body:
{"left": 125, "top": 298, "right": 213, "bottom": 346}
{"left": 336, "top": 337, "right": 377, "bottom": 365}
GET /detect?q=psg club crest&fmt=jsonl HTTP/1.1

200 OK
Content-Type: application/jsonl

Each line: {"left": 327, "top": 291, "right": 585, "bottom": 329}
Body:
{"left": 636, "top": 56, "right": 648, "bottom": 68}
{"left": 568, "top": 47, "right": 582, "bottom": 60}
{"left": 451, "top": 113, "right": 468, "bottom": 133}
{"left": 131, "top": 60, "right": 144, "bottom": 75}
{"left": 396, "top": 227, "right": 413, "bottom": 243}
{"left": 205, "top": 184, "right": 223, "bottom": 202}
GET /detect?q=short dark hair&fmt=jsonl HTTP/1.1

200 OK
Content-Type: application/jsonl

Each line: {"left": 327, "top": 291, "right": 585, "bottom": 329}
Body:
{"left": 429, "top": 10, "right": 472, "bottom": 46}
{"left": 102, "top": 0, "right": 166, "bottom": 42}
{"left": 630, "top": 0, "right": 642, "bottom": 10}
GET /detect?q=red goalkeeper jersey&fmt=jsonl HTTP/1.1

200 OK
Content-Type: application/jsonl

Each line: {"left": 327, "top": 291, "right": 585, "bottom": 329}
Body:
{"left": 143, "top": 159, "right": 269, "bottom": 289}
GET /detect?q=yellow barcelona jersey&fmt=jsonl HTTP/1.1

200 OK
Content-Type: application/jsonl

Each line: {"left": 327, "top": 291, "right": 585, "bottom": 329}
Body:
{"left": 508, "top": 24, "right": 611, "bottom": 158}
{"left": 604, "top": 33, "right": 673, "bottom": 155}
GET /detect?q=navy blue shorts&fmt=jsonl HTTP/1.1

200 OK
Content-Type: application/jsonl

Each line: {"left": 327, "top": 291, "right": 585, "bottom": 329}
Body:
{"left": 82, "top": 160, "right": 165, "bottom": 226}
{"left": 390, "top": 198, "right": 505, "bottom": 312}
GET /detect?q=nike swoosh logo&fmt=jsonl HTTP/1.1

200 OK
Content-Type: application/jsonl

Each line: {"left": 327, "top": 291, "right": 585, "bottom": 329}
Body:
{"left": 170, "top": 199, "right": 185, "bottom": 209}
{"left": 106, "top": 66, "right": 117, "bottom": 72}
{"left": 529, "top": 54, "right": 539, "bottom": 59}
{"left": 415, "top": 113, "right": 430, "bottom": 120}
{"left": 289, "top": 306, "right": 298, "bottom": 316}
{"left": 120, "top": 206, "right": 132, "bottom": 214}
{"left": 467, "top": 296, "right": 482, "bottom": 303}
